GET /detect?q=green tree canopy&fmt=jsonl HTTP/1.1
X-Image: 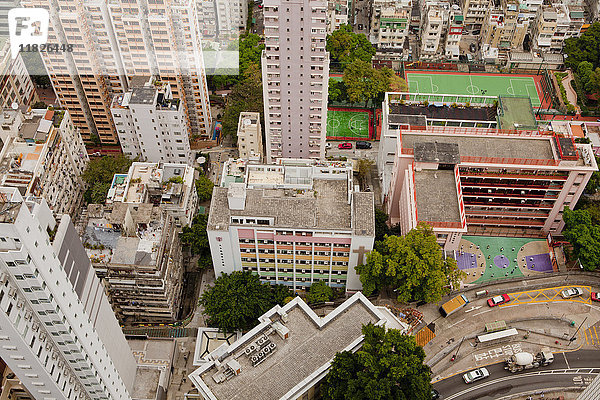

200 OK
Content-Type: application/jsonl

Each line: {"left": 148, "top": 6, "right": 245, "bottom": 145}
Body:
{"left": 207, "top": 33, "right": 265, "bottom": 90}
{"left": 179, "top": 213, "right": 212, "bottom": 269}
{"left": 195, "top": 173, "right": 214, "bottom": 202}
{"left": 562, "top": 207, "right": 600, "bottom": 271}
{"left": 322, "top": 324, "right": 432, "bottom": 400}
{"left": 82, "top": 155, "right": 133, "bottom": 204}
{"left": 564, "top": 22, "right": 600, "bottom": 70}
{"left": 342, "top": 62, "right": 405, "bottom": 107}
{"left": 374, "top": 209, "right": 402, "bottom": 243}
{"left": 328, "top": 78, "right": 348, "bottom": 104}
{"left": 222, "top": 63, "right": 263, "bottom": 138}
{"left": 356, "top": 223, "right": 463, "bottom": 303}
{"left": 200, "top": 271, "right": 291, "bottom": 332}
{"left": 326, "top": 25, "right": 375, "bottom": 72}
{"left": 306, "top": 281, "right": 334, "bottom": 304}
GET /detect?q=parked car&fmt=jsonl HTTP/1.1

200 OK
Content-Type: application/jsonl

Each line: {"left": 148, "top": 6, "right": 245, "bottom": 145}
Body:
{"left": 356, "top": 141, "right": 372, "bottom": 149}
{"left": 560, "top": 287, "right": 583, "bottom": 299}
{"left": 463, "top": 367, "right": 489, "bottom": 384}
{"left": 591, "top": 292, "right": 599, "bottom": 302}
{"left": 338, "top": 142, "right": 352, "bottom": 149}
{"left": 487, "top": 294, "right": 510, "bottom": 307}
{"left": 431, "top": 388, "right": 441, "bottom": 399}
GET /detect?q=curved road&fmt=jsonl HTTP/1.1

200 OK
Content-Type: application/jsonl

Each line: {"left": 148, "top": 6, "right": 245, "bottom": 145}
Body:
{"left": 434, "top": 349, "right": 600, "bottom": 400}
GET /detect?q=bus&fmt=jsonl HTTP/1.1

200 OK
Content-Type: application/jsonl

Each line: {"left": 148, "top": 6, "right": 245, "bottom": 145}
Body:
{"left": 477, "top": 328, "right": 518, "bottom": 343}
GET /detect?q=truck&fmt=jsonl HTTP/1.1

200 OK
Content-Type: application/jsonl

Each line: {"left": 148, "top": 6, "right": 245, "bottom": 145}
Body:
{"left": 504, "top": 348, "right": 554, "bottom": 373}
{"left": 439, "top": 294, "right": 469, "bottom": 317}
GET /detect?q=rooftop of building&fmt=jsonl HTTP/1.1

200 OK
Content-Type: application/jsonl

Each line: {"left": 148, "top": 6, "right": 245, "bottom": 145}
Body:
{"left": 129, "top": 87, "right": 158, "bottom": 105}
{"left": 211, "top": 158, "right": 373, "bottom": 234}
{"left": 414, "top": 169, "right": 462, "bottom": 224}
{"left": 83, "top": 203, "right": 164, "bottom": 266}
{"left": 401, "top": 131, "right": 556, "bottom": 162}
{"left": 497, "top": 96, "right": 537, "bottom": 130}
{"left": 107, "top": 162, "right": 193, "bottom": 206}
{"left": 128, "top": 339, "right": 176, "bottom": 400}
{"left": 0, "top": 110, "right": 62, "bottom": 188}
{"left": 389, "top": 103, "right": 497, "bottom": 123}
{"left": 209, "top": 179, "right": 353, "bottom": 231}
{"left": 414, "top": 141, "right": 460, "bottom": 164}
{"left": 190, "top": 293, "right": 408, "bottom": 400}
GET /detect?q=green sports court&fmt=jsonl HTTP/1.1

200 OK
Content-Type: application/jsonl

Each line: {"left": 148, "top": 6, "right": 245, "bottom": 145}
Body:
{"left": 327, "top": 109, "right": 371, "bottom": 139}
{"left": 406, "top": 71, "right": 545, "bottom": 107}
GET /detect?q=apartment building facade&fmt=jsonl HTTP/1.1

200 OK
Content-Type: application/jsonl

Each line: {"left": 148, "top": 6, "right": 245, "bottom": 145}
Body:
{"left": 419, "top": 1, "right": 449, "bottom": 60}
{"left": 378, "top": 95, "right": 598, "bottom": 245}
{"left": 459, "top": 0, "right": 488, "bottom": 33}
{"left": 0, "top": 40, "right": 37, "bottom": 109}
{"left": 0, "top": 188, "right": 137, "bottom": 400}
{"left": 21, "top": 0, "right": 126, "bottom": 145}
{"left": 326, "top": 0, "right": 349, "bottom": 34}
{"left": 23, "top": 0, "right": 212, "bottom": 144}
{"left": 369, "top": 0, "right": 412, "bottom": 49}
{"left": 0, "top": 108, "right": 89, "bottom": 217}
{"left": 261, "top": 0, "right": 330, "bottom": 162}
{"left": 480, "top": 0, "right": 530, "bottom": 59}
{"left": 208, "top": 158, "right": 374, "bottom": 292}
{"left": 111, "top": 78, "right": 193, "bottom": 165}
{"left": 237, "top": 112, "right": 263, "bottom": 161}
{"left": 531, "top": 4, "right": 585, "bottom": 53}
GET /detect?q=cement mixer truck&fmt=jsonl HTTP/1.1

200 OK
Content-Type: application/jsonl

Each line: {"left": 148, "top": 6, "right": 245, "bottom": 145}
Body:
{"left": 504, "top": 348, "right": 554, "bottom": 373}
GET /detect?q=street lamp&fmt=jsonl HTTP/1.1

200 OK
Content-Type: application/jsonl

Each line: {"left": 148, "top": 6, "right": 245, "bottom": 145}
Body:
{"left": 450, "top": 336, "right": 465, "bottom": 361}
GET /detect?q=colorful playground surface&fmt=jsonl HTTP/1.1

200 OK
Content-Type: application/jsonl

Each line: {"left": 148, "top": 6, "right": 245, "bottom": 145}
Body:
{"left": 406, "top": 71, "right": 546, "bottom": 108}
{"left": 327, "top": 108, "right": 372, "bottom": 140}
{"left": 456, "top": 236, "right": 555, "bottom": 285}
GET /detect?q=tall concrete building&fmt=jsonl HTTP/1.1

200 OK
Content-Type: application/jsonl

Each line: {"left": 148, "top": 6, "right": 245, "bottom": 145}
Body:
{"left": 208, "top": 158, "right": 375, "bottom": 292}
{"left": 0, "top": 40, "right": 37, "bottom": 109}
{"left": 0, "top": 187, "right": 137, "bottom": 400}
{"left": 111, "top": 78, "right": 193, "bottom": 165}
{"left": 237, "top": 112, "right": 263, "bottom": 161}
{"left": 261, "top": 0, "right": 330, "bottom": 163}
{"left": 22, "top": 0, "right": 212, "bottom": 144}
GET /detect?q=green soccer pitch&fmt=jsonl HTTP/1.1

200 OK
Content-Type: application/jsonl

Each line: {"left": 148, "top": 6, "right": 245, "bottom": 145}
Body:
{"left": 406, "top": 72, "right": 542, "bottom": 107}
{"left": 327, "top": 109, "right": 370, "bottom": 139}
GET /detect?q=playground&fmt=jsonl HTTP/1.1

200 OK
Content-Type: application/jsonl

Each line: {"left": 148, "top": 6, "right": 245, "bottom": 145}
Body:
{"left": 406, "top": 71, "right": 547, "bottom": 108}
{"left": 327, "top": 108, "right": 372, "bottom": 140}
{"left": 456, "top": 235, "right": 555, "bottom": 285}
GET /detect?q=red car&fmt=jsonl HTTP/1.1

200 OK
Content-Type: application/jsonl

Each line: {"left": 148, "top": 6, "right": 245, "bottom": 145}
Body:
{"left": 338, "top": 142, "right": 352, "bottom": 149}
{"left": 488, "top": 294, "right": 510, "bottom": 307}
{"left": 592, "top": 292, "right": 600, "bottom": 302}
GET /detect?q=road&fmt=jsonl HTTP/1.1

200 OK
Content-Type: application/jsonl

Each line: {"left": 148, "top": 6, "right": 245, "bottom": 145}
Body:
{"left": 434, "top": 346, "right": 600, "bottom": 400}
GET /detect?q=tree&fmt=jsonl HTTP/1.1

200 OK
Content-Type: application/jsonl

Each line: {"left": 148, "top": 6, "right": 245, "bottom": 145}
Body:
{"left": 356, "top": 158, "right": 374, "bottom": 187}
{"left": 343, "top": 62, "right": 404, "bottom": 108}
{"left": 343, "top": 59, "right": 378, "bottom": 107}
{"left": 195, "top": 173, "right": 214, "bottom": 202}
{"left": 328, "top": 78, "right": 348, "bottom": 104}
{"left": 564, "top": 22, "right": 600, "bottom": 70}
{"left": 306, "top": 281, "right": 334, "bottom": 304}
{"left": 375, "top": 209, "right": 391, "bottom": 242}
{"left": 326, "top": 25, "right": 375, "bottom": 72}
{"left": 356, "top": 223, "right": 463, "bottom": 303}
{"left": 82, "top": 155, "right": 133, "bottom": 204}
{"left": 322, "top": 324, "right": 432, "bottom": 400}
{"left": 562, "top": 207, "right": 600, "bottom": 271}
{"left": 179, "top": 213, "right": 212, "bottom": 269}
{"left": 200, "top": 271, "right": 291, "bottom": 332}
{"left": 584, "top": 156, "right": 600, "bottom": 195}
{"left": 222, "top": 63, "right": 263, "bottom": 138}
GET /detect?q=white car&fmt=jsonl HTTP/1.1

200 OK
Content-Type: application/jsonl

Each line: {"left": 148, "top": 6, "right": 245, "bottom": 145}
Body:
{"left": 561, "top": 287, "right": 583, "bottom": 299}
{"left": 325, "top": 143, "right": 331, "bottom": 149}
{"left": 463, "top": 367, "right": 489, "bottom": 384}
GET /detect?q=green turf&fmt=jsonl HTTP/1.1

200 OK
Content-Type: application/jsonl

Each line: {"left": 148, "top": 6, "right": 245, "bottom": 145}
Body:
{"left": 462, "top": 236, "right": 546, "bottom": 284}
{"left": 406, "top": 73, "right": 541, "bottom": 107}
{"left": 327, "top": 110, "right": 370, "bottom": 138}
